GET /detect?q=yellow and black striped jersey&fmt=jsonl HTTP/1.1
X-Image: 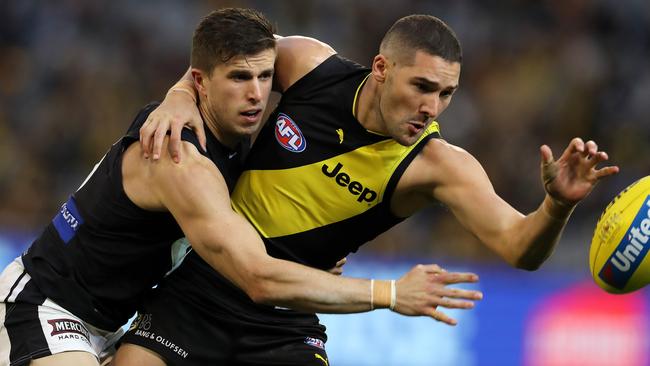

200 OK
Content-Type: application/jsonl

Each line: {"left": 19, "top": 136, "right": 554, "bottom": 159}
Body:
{"left": 232, "top": 55, "right": 440, "bottom": 270}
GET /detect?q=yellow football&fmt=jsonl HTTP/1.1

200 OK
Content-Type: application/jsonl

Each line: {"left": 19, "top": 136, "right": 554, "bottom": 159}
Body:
{"left": 590, "top": 176, "right": 650, "bottom": 293}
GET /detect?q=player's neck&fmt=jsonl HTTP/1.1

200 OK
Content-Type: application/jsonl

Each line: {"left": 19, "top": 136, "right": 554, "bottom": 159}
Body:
{"left": 355, "top": 77, "right": 388, "bottom": 136}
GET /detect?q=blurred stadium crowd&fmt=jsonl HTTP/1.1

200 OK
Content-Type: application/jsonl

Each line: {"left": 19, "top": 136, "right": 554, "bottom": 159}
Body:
{"left": 0, "top": 0, "right": 648, "bottom": 267}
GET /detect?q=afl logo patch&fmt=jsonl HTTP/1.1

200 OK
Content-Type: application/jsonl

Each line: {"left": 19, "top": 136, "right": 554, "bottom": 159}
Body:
{"left": 275, "top": 113, "right": 306, "bottom": 153}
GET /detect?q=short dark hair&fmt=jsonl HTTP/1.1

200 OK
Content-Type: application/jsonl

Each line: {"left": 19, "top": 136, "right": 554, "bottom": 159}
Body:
{"left": 191, "top": 8, "right": 276, "bottom": 75}
{"left": 380, "top": 15, "right": 462, "bottom": 64}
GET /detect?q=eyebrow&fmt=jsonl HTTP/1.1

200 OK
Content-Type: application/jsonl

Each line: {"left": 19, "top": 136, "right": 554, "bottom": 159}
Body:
{"left": 412, "top": 77, "right": 458, "bottom": 91}
{"left": 259, "top": 67, "right": 275, "bottom": 76}
{"left": 227, "top": 70, "right": 253, "bottom": 78}
{"left": 226, "top": 68, "right": 274, "bottom": 78}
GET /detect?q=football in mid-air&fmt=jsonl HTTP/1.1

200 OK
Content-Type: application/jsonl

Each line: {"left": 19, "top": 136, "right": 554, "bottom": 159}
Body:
{"left": 590, "top": 176, "right": 650, "bottom": 294}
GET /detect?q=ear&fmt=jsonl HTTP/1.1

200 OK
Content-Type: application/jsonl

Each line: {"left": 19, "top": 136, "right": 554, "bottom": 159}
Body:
{"left": 371, "top": 54, "right": 389, "bottom": 83}
{"left": 191, "top": 68, "right": 208, "bottom": 97}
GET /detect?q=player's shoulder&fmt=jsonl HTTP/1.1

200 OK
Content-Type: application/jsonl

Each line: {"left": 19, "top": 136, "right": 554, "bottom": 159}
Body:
{"left": 415, "top": 138, "right": 484, "bottom": 183}
{"left": 275, "top": 36, "right": 337, "bottom": 92}
{"left": 420, "top": 138, "right": 472, "bottom": 164}
{"left": 277, "top": 36, "right": 336, "bottom": 56}
{"left": 172, "top": 140, "right": 227, "bottom": 181}
{"left": 124, "top": 138, "right": 206, "bottom": 177}
{"left": 178, "top": 139, "right": 208, "bottom": 161}
{"left": 151, "top": 140, "right": 228, "bottom": 197}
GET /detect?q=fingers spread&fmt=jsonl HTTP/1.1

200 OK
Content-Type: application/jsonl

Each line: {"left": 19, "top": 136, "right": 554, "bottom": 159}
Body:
{"left": 589, "top": 150, "right": 609, "bottom": 166}
{"left": 435, "top": 272, "right": 479, "bottom": 284}
{"left": 584, "top": 140, "right": 598, "bottom": 158}
{"left": 430, "top": 310, "right": 456, "bottom": 326}
{"left": 595, "top": 165, "right": 620, "bottom": 179}
{"left": 421, "top": 264, "right": 446, "bottom": 274}
{"left": 540, "top": 144, "right": 554, "bottom": 165}
{"left": 438, "top": 297, "right": 476, "bottom": 309}
{"left": 568, "top": 137, "right": 585, "bottom": 154}
{"left": 444, "top": 288, "right": 483, "bottom": 301}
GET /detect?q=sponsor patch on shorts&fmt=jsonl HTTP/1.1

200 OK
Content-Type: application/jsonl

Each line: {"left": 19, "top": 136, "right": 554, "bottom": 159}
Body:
{"left": 47, "top": 318, "right": 91, "bottom": 344}
{"left": 304, "top": 336, "right": 325, "bottom": 350}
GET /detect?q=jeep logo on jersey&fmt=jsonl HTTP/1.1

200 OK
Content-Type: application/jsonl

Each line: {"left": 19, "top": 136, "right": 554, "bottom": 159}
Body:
{"left": 275, "top": 113, "right": 306, "bottom": 152}
{"left": 322, "top": 162, "right": 378, "bottom": 203}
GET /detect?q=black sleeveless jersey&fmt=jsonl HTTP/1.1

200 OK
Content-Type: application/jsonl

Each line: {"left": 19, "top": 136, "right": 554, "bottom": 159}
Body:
{"left": 21, "top": 103, "right": 245, "bottom": 331}
{"left": 232, "top": 55, "right": 441, "bottom": 270}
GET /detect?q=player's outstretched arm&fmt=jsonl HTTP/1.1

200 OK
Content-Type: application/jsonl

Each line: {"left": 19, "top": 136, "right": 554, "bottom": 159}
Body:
{"left": 408, "top": 138, "right": 618, "bottom": 271}
{"left": 511, "top": 138, "right": 619, "bottom": 267}
{"left": 123, "top": 138, "right": 482, "bottom": 324}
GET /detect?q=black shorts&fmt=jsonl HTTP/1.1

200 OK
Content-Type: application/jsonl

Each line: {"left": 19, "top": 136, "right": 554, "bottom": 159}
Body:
{"left": 0, "top": 258, "right": 122, "bottom": 366}
{"left": 119, "top": 252, "right": 329, "bottom": 366}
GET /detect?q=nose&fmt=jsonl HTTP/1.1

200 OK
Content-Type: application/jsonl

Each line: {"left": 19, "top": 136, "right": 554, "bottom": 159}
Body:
{"left": 247, "top": 79, "right": 262, "bottom": 103}
{"left": 419, "top": 97, "right": 440, "bottom": 120}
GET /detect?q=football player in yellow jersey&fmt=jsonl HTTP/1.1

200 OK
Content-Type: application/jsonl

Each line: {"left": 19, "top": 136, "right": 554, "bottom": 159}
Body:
{"left": 147, "top": 15, "right": 618, "bottom": 272}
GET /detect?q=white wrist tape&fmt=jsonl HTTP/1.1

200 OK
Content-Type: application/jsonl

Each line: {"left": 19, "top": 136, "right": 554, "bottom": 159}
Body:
{"left": 370, "top": 279, "right": 375, "bottom": 311}
{"left": 389, "top": 280, "right": 396, "bottom": 311}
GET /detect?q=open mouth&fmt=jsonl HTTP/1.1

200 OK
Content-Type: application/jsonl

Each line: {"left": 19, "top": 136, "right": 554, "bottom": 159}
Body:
{"left": 240, "top": 109, "right": 262, "bottom": 121}
{"left": 407, "top": 120, "right": 425, "bottom": 134}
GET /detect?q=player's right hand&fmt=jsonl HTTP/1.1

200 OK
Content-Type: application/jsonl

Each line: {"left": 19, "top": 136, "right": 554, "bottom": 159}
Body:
{"left": 140, "top": 90, "right": 206, "bottom": 163}
{"left": 394, "top": 264, "right": 482, "bottom": 326}
{"left": 540, "top": 137, "right": 618, "bottom": 208}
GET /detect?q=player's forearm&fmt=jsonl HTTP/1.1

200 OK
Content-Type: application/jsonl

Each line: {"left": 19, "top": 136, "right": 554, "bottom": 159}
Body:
{"left": 192, "top": 220, "right": 390, "bottom": 313}
{"left": 190, "top": 221, "right": 481, "bottom": 323}
{"left": 509, "top": 195, "right": 575, "bottom": 270}
{"left": 220, "top": 253, "right": 392, "bottom": 313}
{"left": 245, "top": 258, "right": 382, "bottom": 313}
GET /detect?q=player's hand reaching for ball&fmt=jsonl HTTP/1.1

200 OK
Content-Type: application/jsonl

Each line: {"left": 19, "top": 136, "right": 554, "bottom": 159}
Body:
{"left": 393, "top": 264, "right": 482, "bottom": 326}
{"left": 540, "top": 138, "right": 619, "bottom": 212}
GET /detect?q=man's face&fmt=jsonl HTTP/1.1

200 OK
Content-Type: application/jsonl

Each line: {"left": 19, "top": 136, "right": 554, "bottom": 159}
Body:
{"left": 379, "top": 51, "right": 460, "bottom": 146}
{"left": 201, "top": 48, "right": 276, "bottom": 144}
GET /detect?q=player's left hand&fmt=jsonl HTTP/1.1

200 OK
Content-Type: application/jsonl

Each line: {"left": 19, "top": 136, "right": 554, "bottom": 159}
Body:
{"left": 540, "top": 137, "right": 619, "bottom": 207}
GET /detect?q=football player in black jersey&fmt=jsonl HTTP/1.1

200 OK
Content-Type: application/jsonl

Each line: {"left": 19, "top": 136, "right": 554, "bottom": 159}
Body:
{"left": 137, "top": 12, "right": 620, "bottom": 366}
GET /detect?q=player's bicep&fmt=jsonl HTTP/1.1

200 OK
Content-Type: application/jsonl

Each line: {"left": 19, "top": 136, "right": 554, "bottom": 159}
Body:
{"left": 150, "top": 144, "right": 269, "bottom": 285}
{"left": 151, "top": 144, "right": 232, "bottom": 242}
